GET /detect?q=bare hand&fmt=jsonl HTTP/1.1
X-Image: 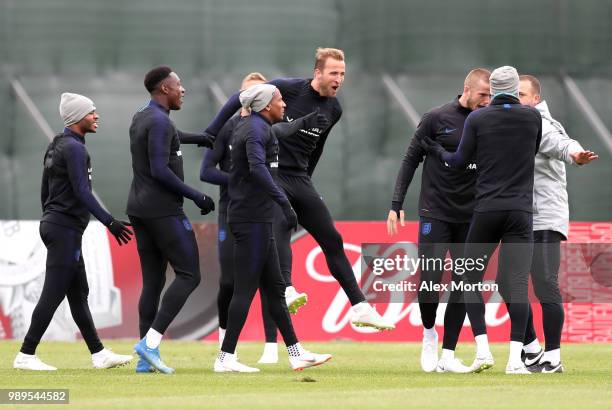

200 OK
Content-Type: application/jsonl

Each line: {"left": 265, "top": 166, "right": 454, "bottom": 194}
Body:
{"left": 570, "top": 150, "right": 599, "bottom": 165}
{"left": 386, "top": 210, "right": 405, "bottom": 236}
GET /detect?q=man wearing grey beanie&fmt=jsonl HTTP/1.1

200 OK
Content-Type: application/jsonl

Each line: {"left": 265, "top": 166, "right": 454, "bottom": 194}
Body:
{"left": 14, "top": 93, "right": 134, "bottom": 371}
{"left": 214, "top": 84, "right": 331, "bottom": 373}
{"left": 419, "top": 65, "right": 543, "bottom": 374}
{"left": 490, "top": 65, "right": 520, "bottom": 98}
{"left": 59, "top": 92, "right": 96, "bottom": 127}
{"left": 200, "top": 72, "right": 283, "bottom": 365}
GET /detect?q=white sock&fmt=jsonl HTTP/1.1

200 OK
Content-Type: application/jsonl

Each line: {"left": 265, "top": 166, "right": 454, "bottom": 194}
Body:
{"left": 91, "top": 348, "right": 108, "bottom": 361}
{"left": 287, "top": 343, "right": 305, "bottom": 358}
{"left": 218, "top": 327, "right": 226, "bottom": 347}
{"left": 441, "top": 349, "right": 455, "bottom": 361}
{"left": 145, "top": 328, "right": 163, "bottom": 349}
{"left": 423, "top": 326, "right": 437, "bottom": 340}
{"left": 264, "top": 342, "right": 278, "bottom": 351}
{"left": 475, "top": 334, "right": 490, "bottom": 357}
{"left": 542, "top": 349, "right": 561, "bottom": 366}
{"left": 18, "top": 352, "right": 35, "bottom": 359}
{"left": 351, "top": 301, "right": 370, "bottom": 315}
{"left": 523, "top": 338, "right": 541, "bottom": 354}
{"left": 217, "top": 350, "right": 234, "bottom": 363}
{"left": 508, "top": 341, "right": 524, "bottom": 364}
{"left": 261, "top": 343, "right": 278, "bottom": 359}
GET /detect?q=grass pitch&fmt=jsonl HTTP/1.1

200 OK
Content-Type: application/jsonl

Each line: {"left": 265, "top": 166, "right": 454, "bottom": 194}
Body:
{"left": 1, "top": 341, "right": 611, "bottom": 410}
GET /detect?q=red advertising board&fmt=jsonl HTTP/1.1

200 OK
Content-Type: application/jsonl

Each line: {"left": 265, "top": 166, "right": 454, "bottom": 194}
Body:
{"left": 203, "top": 221, "right": 612, "bottom": 343}
{"left": 1, "top": 220, "right": 610, "bottom": 343}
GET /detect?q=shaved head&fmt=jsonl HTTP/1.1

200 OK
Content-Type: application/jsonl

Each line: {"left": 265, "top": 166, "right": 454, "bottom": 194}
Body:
{"left": 465, "top": 68, "right": 491, "bottom": 88}
{"left": 459, "top": 68, "right": 491, "bottom": 110}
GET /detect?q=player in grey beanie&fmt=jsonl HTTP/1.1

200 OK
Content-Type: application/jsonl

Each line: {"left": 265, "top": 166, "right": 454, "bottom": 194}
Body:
{"left": 239, "top": 84, "right": 278, "bottom": 113}
{"left": 59, "top": 92, "right": 96, "bottom": 126}
{"left": 13, "top": 91, "right": 134, "bottom": 372}
{"left": 490, "top": 66, "right": 520, "bottom": 98}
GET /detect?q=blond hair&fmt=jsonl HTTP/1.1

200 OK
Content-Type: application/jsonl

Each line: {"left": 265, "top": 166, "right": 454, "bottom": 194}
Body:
{"left": 464, "top": 68, "right": 491, "bottom": 87}
{"left": 314, "top": 47, "right": 345, "bottom": 70}
{"left": 241, "top": 72, "right": 267, "bottom": 90}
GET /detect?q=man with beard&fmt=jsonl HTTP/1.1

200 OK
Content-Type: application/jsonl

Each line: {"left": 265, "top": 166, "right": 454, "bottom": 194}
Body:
{"left": 388, "top": 68, "right": 491, "bottom": 373}
{"left": 203, "top": 48, "right": 394, "bottom": 331}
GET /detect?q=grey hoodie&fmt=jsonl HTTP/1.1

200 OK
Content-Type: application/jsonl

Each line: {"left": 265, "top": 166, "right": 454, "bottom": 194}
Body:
{"left": 533, "top": 100, "right": 584, "bottom": 238}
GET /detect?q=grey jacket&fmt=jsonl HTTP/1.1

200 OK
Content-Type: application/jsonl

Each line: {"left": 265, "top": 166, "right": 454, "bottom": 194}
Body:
{"left": 533, "top": 101, "right": 584, "bottom": 238}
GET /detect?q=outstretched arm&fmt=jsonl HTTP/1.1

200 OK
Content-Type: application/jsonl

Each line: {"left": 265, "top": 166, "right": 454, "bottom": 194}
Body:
{"left": 538, "top": 120, "right": 598, "bottom": 165}
{"left": 440, "top": 117, "right": 476, "bottom": 168}
{"left": 271, "top": 109, "right": 329, "bottom": 140}
{"left": 177, "top": 130, "right": 214, "bottom": 147}
{"left": 204, "top": 93, "right": 241, "bottom": 136}
{"left": 420, "top": 115, "right": 476, "bottom": 169}
{"left": 570, "top": 150, "right": 598, "bottom": 165}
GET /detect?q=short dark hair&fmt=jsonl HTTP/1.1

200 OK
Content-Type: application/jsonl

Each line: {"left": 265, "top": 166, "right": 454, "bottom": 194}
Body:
{"left": 519, "top": 74, "right": 541, "bottom": 95}
{"left": 144, "top": 65, "right": 173, "bottom": 93}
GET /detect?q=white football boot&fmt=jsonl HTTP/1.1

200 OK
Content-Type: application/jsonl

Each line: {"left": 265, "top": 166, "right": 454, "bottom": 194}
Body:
{"left": 350, "top": 302, "right": 395, "bottom": 331}
{"left": 92, "top": 348, "right": 133, "bottom": 369}
{"left": 289, "top": 349, "right": 332, "bottom": 371}
{"left": 285, "top": 286, "right": 308, "bottom": 314}
{"left": 13, "top": 353, "right": 57, "bottom": 371}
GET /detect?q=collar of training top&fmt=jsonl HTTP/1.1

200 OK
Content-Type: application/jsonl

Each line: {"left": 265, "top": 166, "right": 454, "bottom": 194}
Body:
{"left": 251, "top": 110, "right": 272, "bottom": 125}
{"left": 453, "top": 95, "right": 472, "bottom": 114}
{"left": 490, "top": 94, "right": 520, "bottom": 105}
{"left": 306, "top": 78, "right": 328, "bottom": 100}
{"left": 149, "top": 99, "right": 170, "bottom": 114}
{"left": 63, "top": 127, "right": 85, "bottom": 143}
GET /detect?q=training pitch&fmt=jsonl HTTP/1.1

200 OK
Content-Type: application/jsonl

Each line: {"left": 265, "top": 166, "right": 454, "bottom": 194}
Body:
{"left": 2, "top": 341, "right": 611, "bottom": 409}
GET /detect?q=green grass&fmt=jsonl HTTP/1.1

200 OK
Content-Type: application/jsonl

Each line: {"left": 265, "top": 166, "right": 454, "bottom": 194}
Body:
{"left": 1, "top": 341, "right": 611, "bottom": 410}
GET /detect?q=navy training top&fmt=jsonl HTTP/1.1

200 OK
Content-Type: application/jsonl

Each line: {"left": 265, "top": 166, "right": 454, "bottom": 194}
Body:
{"left": 439, "top": 95, "right": 542, "bottom": 213}
{"left": 41, "top": 128, "right": 112, "bottom": 232}
{"left": 227, "top": 112, "right": 290, "bottom": 223}
{"left": 205, "top": 78, "right": 342, "bottom": 177}
{"left": 126, "top": 100, "right": 202, "bottom": 218}
{"left": 391, "top": 96, "right": 477, "bottom": 223}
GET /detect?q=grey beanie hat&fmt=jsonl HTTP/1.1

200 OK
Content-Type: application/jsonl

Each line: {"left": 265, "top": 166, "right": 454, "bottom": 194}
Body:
{"left": 490, "top": 66, "right": 519, "bottom": 97}
{"left": 59, "top": 93, "right": 96, "bottom": 126}
{"left": 239, "top": 84, "right": 277, "bottom": 112}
